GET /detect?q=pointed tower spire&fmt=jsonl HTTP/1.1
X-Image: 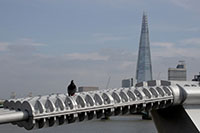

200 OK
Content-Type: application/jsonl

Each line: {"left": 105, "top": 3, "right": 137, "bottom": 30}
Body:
{"left": 136, "top": 13, "right": 153, "bottom": 83}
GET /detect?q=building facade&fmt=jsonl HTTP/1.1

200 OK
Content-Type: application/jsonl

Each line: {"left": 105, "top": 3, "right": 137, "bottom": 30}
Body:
{"left": 122, "top": 78, "right": 133, "bottom": 88}
{"left": 78, "top": 86, "right": 99, "bottom": 92}
{"left": 168, "top": 61, "right": 187, "bottom": 81}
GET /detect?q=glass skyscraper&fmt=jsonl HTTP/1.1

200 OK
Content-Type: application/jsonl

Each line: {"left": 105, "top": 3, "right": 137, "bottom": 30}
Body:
{"left": 136, "top": 13, "right": 153, "bottom": 83}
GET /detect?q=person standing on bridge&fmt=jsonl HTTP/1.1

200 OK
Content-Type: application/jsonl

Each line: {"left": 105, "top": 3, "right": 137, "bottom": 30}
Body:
{"left": 67, "top": 80, "right": 77, "bottom": 96}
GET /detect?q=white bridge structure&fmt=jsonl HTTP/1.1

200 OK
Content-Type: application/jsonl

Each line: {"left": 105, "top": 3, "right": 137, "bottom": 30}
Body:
{"left": 0, "top": 80, "right": 200, "bottom": 133}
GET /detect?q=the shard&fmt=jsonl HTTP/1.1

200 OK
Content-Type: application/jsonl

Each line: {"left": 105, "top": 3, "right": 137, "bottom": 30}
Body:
{"left": 136, "top": 13, "right": 153, "bottom": 83}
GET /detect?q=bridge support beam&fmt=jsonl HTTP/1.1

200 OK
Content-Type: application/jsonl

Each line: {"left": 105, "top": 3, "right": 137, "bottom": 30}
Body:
{"left": 0, "top": 110, "right": 28, "bottom": 124}
{"left": 151, "top": 105, "right": 199, "bottom": 133}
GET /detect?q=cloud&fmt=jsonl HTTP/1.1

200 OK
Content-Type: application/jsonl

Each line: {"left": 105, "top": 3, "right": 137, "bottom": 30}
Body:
{"left": 0, "top": 42, "right": 9, "bottom": 51}
{"left": 170, "top": 0, "right": 190, "bottom": 9}
{"left": 93, "top": 0, "right": 140, "bottom": 8}
{"left": 0, "top": 39, "right": 47, "bottom": 56}
{"left": 63, "top": 52, "right": 109, "bottom": 61}
{"left": 181, "top": 38, "right": 200, "bottom": 46}
{"left": 18, "top": 38, "right": 47, "bottom": 46}
{"left": 151, "top": 37, "right": 200, "bottom": 59}
{"left": 151, "top": 24, "right": 200, "bottom": 33}
{"left": 92, "top": 33, "right": 129, "bottom": 43}
{"left": 185, "top": 27, "right": 200, "bottom": 32}
{"left": 151, "top": 42, "right": 174, "bottom": 48}
{"left": 0, "top": 45, "right": 139, "bottom": 99}
{"left": 169, "top": 0, "right": 200, "bottom": 12}
{"left": 120, "top": 61, "right": 135, "bottom": 69}
{"left": 0, "top": 38, "right": 46, "bottom": 51}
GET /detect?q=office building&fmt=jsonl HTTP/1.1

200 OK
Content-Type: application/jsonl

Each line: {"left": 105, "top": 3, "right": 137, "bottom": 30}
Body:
{"left": 168, "top": 61, "right": 187, "bottom": 81}
{"left": 122, "top": 78, "right": 133, "bottom": 88}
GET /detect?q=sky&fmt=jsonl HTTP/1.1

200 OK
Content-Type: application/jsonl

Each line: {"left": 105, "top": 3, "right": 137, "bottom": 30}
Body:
{"left": 0, "top": 0, "right": 200, "bottom": 99}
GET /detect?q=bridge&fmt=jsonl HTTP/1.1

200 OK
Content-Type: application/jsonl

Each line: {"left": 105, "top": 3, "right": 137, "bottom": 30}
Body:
{"left": 0, "top": 80, "right": 200, "bottom": 133}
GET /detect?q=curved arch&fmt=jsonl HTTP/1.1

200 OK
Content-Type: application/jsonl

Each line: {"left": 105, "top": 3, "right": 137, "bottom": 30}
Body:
{"left": 34, "top": 100, "right": 45, "bottom": 114}
{"left": 94, "top": 93, "right": 103, "bottom": 105}
{"left": 163, "top": 86, "right": 172, "bottom": 96}
{"left": 65, "top": 97, "right": 76, "bottom": 110}
{"left": 55, "top": 97, "right": 65, "bottom": 111}
{"left": 112, "top": 91, "right": 121, "bottom": 103}
{"left": 85, "top": 94, "right": 95, "bottom": 107}
{"left": 134, "top": 90, "right": 143, "bottom": 100}
{"left": 76, "top": 95, "right": 86, "bottom": 108}
{"left": 119, "top": 91, "right": 129, "bottom": 102}
{"left": 149, "top": 88, "right": 158, "bottom": 98}
{"left": 156, "top": 87, "right": 165, "bottom": 97}
{"left": 127, "top": 90, "right": 136, "bottom": 101}
{"left": 142, "top": 88, "right": 151, "bottom": 99}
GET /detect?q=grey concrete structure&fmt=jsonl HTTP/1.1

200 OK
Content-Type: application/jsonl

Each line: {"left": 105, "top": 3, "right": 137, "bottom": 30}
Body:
{"left": 78, "top": 86, "right": 99, "bottom": 92}
{"left": 136, "top": 13, "right": 153, "bottom": 83}
{"left": 168, "top": 61, "right": 187, "bottom": 81}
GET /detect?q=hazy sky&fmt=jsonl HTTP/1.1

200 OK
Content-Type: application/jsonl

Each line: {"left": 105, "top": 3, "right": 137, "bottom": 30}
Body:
{"left": 0, "top": 0, "right": 200, "bottom": 99}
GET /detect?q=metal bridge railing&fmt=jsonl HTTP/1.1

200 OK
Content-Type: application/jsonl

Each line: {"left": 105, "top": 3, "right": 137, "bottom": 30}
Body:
{"left": 0, "top": 80, "right": 174, "bottom": 130}
{"left": 0, "top": 80, "right": 200, "bottom": 130}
